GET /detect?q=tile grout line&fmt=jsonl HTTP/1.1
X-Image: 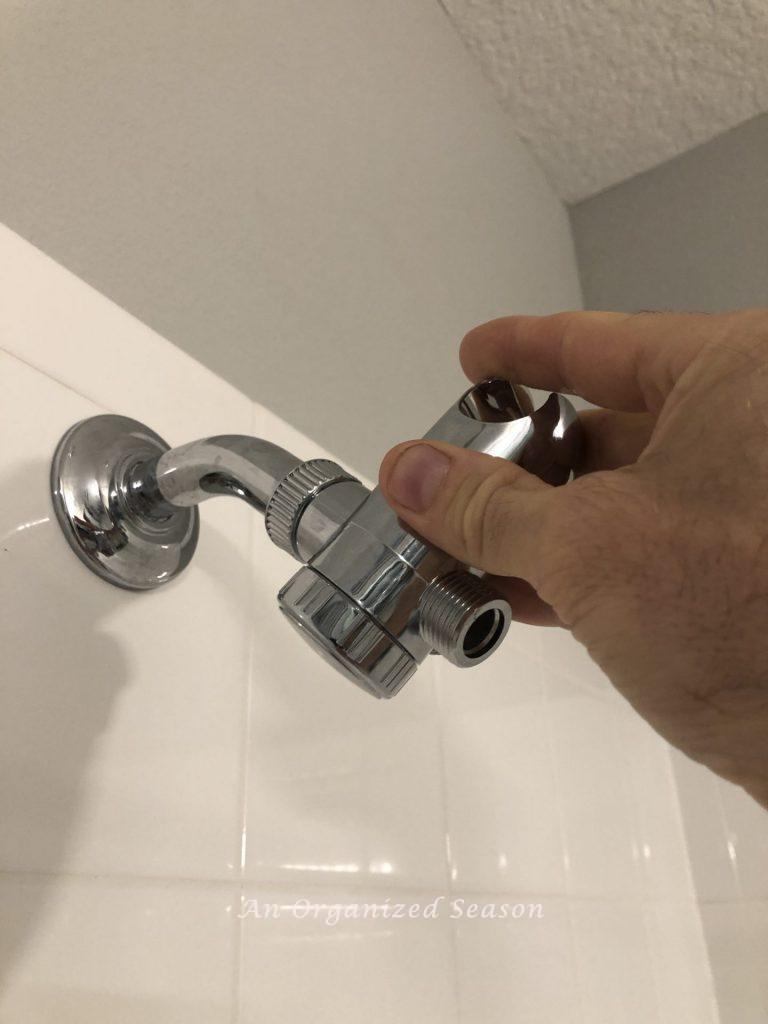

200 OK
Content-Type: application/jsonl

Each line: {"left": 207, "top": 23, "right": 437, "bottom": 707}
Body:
{"left": 0, "top": 867, "right": 728, "bottom": 904}
{"left": 0, "top": 868, "right": 733, "bottom": 909}
{"left": 430, "top": 661, "right": 465, "bottom": 1024}
{"left": 714, "top": 777, "right": 745, "bottom": 900}
{"left": 540, "top": 644, "right": 587, "bottom": 1023}
{"left": 606, "top": 700, "right": 667, "bottom": 1019}
{"left": 662, "top": 744, "right": 723, "bottom": 1019}
{"left": 0, "top": 344, "right": 117, "bottom": 414}
{"left": 229, "top": 401, "right": 264, "bottom": 1024}
{"left": 608, "top": 702, "right": 667, "bottom": 1022}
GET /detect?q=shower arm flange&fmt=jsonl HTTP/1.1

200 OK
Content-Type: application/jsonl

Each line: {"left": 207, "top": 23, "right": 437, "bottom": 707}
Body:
{"left": 50, "top": 416, "right": 368, "bottom": 591}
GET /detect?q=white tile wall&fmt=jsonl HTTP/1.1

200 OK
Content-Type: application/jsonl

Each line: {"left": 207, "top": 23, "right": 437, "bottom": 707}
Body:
{"left": 453, "top": 896, "right": 579, "bottom": 1023}
{"left": 440, "top": 680, "right": 566, "bottom": 894}
{"left": 698, "top": 902, "right": 768, "bottom": 1023}
{"left": 0, "top": 875, "right": 237, "bottom": 1024}
{"left": 643, "top": 902, "right": 719, "bottom": 1024}
{"left": 671, "top": 749, "right": 768, "bottom": 1022}
{"left": 238, "top": 888, "right": 458, "bottom": 1024}
{"left": 718, "top": 779, "right": 768, "bottom": 901}
{"left": 570, "top": 900, "right": 660, "bottom": 1022}
{"left": 0, "top": 226, "right": 725, "bottom": 1020}
{"left": 670, "top": 750, "right": 741, "bottom": 903}
{"left": 546, "top": 685, "right": 641, "bottom": 899}
{"left": 243, "top": 623, "right": 448, "bottom": 889}
{"left": 0, "top": 349, "right": 252, "bottom": 883}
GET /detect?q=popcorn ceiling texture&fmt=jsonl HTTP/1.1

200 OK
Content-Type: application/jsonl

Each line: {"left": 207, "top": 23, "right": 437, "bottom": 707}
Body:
{"left": 439, "top": 0, "right": 768, "bottom": 202}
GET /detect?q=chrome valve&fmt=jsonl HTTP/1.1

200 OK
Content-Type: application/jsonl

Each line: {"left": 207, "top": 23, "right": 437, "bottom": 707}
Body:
{"left": 50, "top": 380, "right": 581, "bottom": 698}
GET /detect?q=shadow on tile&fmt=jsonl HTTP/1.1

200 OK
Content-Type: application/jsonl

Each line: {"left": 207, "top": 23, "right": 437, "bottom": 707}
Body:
{"left": 0, "top": 461, "right": 129, "bottom": 990}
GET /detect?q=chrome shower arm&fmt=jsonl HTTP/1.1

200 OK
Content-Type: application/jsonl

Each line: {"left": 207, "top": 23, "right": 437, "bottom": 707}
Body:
{"left": 127, "top": 435, "right": 304, "bottom": 515}
{"left": 123, "top": 432, "right": 368, "bottom": 562}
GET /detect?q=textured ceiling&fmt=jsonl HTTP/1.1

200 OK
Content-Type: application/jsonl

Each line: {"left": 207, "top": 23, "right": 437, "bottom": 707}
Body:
{"left": 440, "top": 0, "right": 768, "bottom": 202}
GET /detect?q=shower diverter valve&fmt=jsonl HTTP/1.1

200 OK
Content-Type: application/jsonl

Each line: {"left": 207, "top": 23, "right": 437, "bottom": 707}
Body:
{"left": 51, "top": 379, "right": 581, "bottom": 697}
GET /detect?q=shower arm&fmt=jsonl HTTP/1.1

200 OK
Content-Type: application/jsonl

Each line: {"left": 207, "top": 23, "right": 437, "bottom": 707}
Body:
{"left": 128, "top": 436, "right": 306, "bottom": 513}
{"left": 122, "top": 433, "right": 371, "bottom": 563}
{"left": 51, "top": 380, "right": 582, "bottom": 699}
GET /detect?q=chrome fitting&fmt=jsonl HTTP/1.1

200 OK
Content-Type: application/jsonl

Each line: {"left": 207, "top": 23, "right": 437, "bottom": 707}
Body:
{"left": 265, "top": 458, "right": 356, "bottom": 558}
{"left": 419, "top": 570, "right": 510, "bottom": 667}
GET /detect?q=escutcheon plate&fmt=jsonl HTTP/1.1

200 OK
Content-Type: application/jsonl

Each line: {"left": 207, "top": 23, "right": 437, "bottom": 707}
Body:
{"left": 50, "top": 414, "right": 198, "bottom": 591}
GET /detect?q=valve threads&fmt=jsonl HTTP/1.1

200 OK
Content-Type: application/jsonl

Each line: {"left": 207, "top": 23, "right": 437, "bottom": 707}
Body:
{"left": 265, "top": 459, "right": 355, "bottom": 557}
{"left": 419, "top": 570, "right": 511, "bottom": 667}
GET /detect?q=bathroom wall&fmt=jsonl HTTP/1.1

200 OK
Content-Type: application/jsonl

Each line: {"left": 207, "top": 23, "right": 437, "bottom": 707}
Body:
{"left": 0, "top": 0, "right": 580, "bottom": 479}
{"left": 570, "top": 113, "right": 768, "bottom": 313}
{"left": 0, "top": 225, "right": 718, "bottom": 1020}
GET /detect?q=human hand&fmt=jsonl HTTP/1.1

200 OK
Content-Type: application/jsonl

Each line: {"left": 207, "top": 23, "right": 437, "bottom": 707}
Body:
{"left": 379, "top": 311, "right": 768, "bottom": 808}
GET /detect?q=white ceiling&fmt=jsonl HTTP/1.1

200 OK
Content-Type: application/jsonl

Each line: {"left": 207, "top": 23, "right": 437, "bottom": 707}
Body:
{"left": 440, "top": 0, "right": 768, "bottom": 202}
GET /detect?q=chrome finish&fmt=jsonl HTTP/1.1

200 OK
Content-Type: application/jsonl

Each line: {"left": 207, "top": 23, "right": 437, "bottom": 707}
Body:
{"left": 134, "top": 436, "right": 303, "bottom": 511}
{"left": 50, "top": 415, "right": 199, "bottom": 591}
{"left": 428, "top": 381, "right": 579, "bottom": 483}
{"left": 278, "top": 567, "right": 417, "bottom": 697}
{"left": 51, "top": 380, "right": 582, "bottom": 697}
{"left": 419, "top": 570, "right": 510, "bottom": 667}
{"left": 293, "top": 479, "right": 370, "bottom": 561}
{"left": 458, "top": 378, "right": 531, "bottom": 422}
{"left": 265, "top": 459, "right": 359, "bottom": 558}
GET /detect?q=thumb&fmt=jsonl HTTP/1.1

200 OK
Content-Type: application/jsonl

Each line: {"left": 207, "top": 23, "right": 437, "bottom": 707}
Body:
{"left": 378, "top": 440, "right": 562, "bottom": 587}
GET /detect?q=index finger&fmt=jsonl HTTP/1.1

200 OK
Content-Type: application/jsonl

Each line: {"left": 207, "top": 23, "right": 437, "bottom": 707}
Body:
{"left": 460, "top": 310, "right": 725, "bottom": 414}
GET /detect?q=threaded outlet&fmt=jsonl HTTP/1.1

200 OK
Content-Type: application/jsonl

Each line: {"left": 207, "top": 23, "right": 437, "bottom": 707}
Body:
{"left": 419, "top": 570, "right": 511, "bottom": 667}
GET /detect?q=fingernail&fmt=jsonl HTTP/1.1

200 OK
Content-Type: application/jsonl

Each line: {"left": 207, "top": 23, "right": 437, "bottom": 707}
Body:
{"left": 386, "top": 444, "right": 450, "bottom": 512}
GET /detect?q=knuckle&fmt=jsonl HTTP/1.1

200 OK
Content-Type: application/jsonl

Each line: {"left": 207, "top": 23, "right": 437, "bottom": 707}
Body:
{"left": 551, "top": 311, "right": 592, "bottom": 394}
{"left": 445, "top": 465, "right": 519, "bottom": 569}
